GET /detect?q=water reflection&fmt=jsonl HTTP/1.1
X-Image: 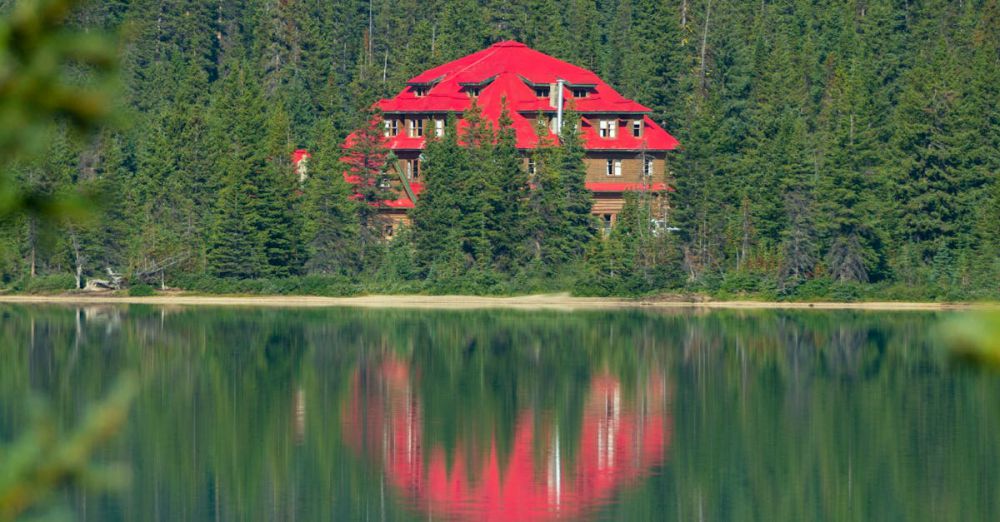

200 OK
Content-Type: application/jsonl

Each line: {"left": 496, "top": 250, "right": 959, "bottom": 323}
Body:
{"left": 344, "top": 355, "right": 671, "bottom": 520}
{"left": 0, "top": 305, "right": 998, "bottom": 521}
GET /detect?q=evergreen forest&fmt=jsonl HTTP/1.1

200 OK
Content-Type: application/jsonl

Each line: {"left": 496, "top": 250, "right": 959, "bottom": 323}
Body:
{"left": 1, "top": 0, "right": 997, "bottom": 300}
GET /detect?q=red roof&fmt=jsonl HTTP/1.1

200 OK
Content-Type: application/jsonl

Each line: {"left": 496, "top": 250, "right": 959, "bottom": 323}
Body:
{"left": 375, "top": 41, "right": 679, "bottom": 152}
{"left": 345, "top": 41, "right": 680, "bottom": 209}
{"left": 292, "top": 149, "right": 311, "bottom": 164}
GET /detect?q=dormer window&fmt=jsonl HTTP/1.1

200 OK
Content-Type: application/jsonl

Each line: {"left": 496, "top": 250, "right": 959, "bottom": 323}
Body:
{"left": 632, "top": 120, "right": 642, "bottom": 137}
{"left": 413, "top": 87, "right": 429, "bottom": 97}
{"left": 535, "top": 86, "right": 550, "bottom": 98}
{"left": 467, "top": 87, "right": 480, "bottom": 98}
{"left": 572, "top": 88, "right": 589, "bottom": 98}
{"left": 599, "top": 119, "right": 617, "bottom": 138}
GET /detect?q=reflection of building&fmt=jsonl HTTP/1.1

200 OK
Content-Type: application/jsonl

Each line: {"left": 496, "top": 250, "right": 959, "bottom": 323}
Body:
{"left": 342, "top": 356, "right": 672, "bottom": 521}
{"left": 343, "top": 41, "right": 680, "bottom": 231}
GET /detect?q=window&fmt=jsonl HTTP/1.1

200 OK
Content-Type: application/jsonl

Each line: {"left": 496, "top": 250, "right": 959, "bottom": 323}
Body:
{"left": 527, "top": 156, "right": 536, "bottom": 176}
{"left": 599, "top": 120, "right": 617, "bottom": 138}
{"left": 632, "top": 120, "right": 642, "bottom": 137}
{"left": 413, "top": 87, "right": 428, "bottom": 97}
{"left": 572, "top": 88, "right": 589, "bottom": 98}
{"left": 643, "top": 157, "right": 654, "bottom": 176}
{"left": 535, "top": 86, "right": 550, "bottom": 98}
{"left": 384, "top": 119, "right": 399, "bottom": 137}
{"left": 409, "top": 118, "right": 423, "bottom": 137}
{"left": 606, "top": 159, "right": 622, "bottom": 177}
{"left": 434, "top": 118, "right": 445, "bottom": 137}
{"left": 384, "top": 224, "right": 395, "bottom": 238}
{"left": 467, "top": 87, "right": 480, "bottom": 98}
{"left": 379, "top": 176, "right": 391, "bottom": 188}
{"left": 405, "top": 159, "right": 419, "bottom": 180}
{"left": 602, "top": 214, "right": 613, "bottom": 234}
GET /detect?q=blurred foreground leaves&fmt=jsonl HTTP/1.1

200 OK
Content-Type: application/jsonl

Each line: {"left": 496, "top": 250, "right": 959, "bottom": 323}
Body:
{"left": 0, "top": 0, "right": 117, "bottom": 217}
{"left": 0, "top": 374, "right": 137, "bottom": 521}
{"left": 0, "top": 2, "right": 129, "bottom": 520}
{"left": 944, "top": 312, "right": 1000, "bottom": 370}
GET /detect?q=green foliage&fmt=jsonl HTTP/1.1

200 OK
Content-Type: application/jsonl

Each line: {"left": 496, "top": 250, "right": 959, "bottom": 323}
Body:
{"left": 127, "top": 284, "right": 154, "bottom": 297}
{"left": 0, "top": 0, "right": 996, "bottom": 300}
{"left": 18, "top": 274, "right": 76, "bottom": 294}
{"left": 0, "top": 373, "right": 137, "bottom": 521}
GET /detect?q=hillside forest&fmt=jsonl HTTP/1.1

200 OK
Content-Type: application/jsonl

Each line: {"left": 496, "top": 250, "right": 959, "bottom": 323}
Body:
{"left": 1, "top": 0, "right": 997, "bottom": 299}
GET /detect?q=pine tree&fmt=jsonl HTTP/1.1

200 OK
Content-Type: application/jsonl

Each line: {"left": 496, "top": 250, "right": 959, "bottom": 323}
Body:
{"left": 303, "top": 122, "right": 360, "bottom": 275}
{"left": 487, "top": 101, "right": 530, "bottom": 272}
{"left": 526, "top": 117, "right": 568, "bottom": 268}
{"left": 255, "top": 106, "right": 302, "bottom": 277}
{"left": 411, "top": 114, "right": 468, "bottom": 278}
{"left": 342, "top": 107, "right": 393, "bottom": 269}
{"left": 559, "top": 108, "right": 595, "bottom": 258}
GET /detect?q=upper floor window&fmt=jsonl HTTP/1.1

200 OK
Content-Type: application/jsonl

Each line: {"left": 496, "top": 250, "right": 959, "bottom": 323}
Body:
{"left": 599, "top": 119, "right": 617, "bottom": 138}
{"left": 466, "top": 87, "right": 480, "bottom": 98}
{"left": 413, "top": 87, "right": 429, "bottom": 97}
{"left": 606, "top": 159, "right": 622, "bottom": 177}
{"left": 409, "top": 118, "right": 423, "bottom": 137}
{"left": 384, "top": 119, "right": 399, "bottom": 137}
{"left": 643, "top": 157, "right": 654, "bottom": 177}
{"left": 434, "top": 118, "right": 445, "bottom": 137}
{"left": 632, "top": 120, "right": 642, "bottom": 137}
{"left": 572, "top": 88, "right": 590, "bottom": 98}
{"left": 535, "top": 86, "right": 550, "bottom": 98}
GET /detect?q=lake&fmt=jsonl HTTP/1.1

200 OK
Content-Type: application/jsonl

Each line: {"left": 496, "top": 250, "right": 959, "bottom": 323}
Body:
{"left": 1, "top": 305, "right": 997, "bottom": 521}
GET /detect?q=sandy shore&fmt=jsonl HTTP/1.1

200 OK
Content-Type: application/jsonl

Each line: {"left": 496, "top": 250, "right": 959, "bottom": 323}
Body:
{"left": 0, "top": 293, "right": 993, "bottom": 311}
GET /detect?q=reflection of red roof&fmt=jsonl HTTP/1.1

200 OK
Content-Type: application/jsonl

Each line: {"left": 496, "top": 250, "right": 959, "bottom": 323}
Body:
{"left": 343, "top": 356, "right": 672, "bottom": 521}
{"left": 375, "top": 41, "right": 679, "bottom": 152}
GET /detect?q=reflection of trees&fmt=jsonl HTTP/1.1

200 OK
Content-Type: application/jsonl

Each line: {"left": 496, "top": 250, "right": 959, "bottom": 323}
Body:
{"left": 0, "top": 306, "right": 997, "bottom": 521}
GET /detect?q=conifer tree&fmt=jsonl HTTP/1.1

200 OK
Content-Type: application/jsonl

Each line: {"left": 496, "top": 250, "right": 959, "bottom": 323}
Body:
{"left": 526, "top": 117, "right": 568, "bottom": 268}
{"left": 303, "top": 122, "right": 360, "bottom": 275}
{"left": 487, "top": 101, "right": 530, "bottom": 272}
{"left": 559, "top": 108, "right": 596, "bottom": 258}
{"left": 342, "top": 107, "right": 393, "bottom": 269}
{"left": 411, "top": 114, "right": 468, "bottom": 278}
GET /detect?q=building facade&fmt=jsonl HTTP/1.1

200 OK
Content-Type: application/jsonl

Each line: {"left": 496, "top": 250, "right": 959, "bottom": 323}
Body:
{"left": 359, "top": 41, "right": 679, "bottom": 229}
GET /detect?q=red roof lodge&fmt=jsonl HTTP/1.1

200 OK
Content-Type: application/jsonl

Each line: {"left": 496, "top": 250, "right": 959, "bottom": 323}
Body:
{"left": 350, "top": 41, "right": 680, "bottom": 229}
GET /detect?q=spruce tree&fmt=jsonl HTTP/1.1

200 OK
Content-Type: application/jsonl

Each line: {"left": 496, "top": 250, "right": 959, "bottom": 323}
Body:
{"left": 342, "top": 107, "right": 393, "bottom": 269}
{"left": 487, "top": 101, "right": 530, "bottom": 272}
{"left": 303, "top": 122, "right": 360, "bottom": 275}
{"left": 559, "top": 108, "right": 595, "bottom": 258}
{"left": 411, "top": 115, "right": 467, "bottom": 278}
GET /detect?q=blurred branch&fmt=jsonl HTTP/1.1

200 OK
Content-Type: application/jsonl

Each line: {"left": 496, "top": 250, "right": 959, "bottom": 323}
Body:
{"left": 0, "top": 0, "right": 118, "bottom": 217}
{"left": 0, "top": 373, "right": 137, "bottom": 521}
{"left": 943, "top": 312, "right": 1000, "bottom": 370}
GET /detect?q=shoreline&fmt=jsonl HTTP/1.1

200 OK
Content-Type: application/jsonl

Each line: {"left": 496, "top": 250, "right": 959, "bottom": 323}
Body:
{"left": 0, "top": 294, "right": 994, "bottom": 311}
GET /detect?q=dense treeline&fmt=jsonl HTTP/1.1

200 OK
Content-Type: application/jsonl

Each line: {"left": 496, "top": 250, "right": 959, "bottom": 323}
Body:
{"left": 0, "top": 0, "right": 996, "bottom": 299}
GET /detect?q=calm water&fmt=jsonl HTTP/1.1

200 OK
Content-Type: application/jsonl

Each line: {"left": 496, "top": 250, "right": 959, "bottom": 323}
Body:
{"left": 1, "top": 305, "right": 997, "bottom": 521}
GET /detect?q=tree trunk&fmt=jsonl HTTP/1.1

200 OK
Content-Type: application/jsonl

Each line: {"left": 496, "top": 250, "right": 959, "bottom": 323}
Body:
{"left": 699, "top": 0, "right": 713, "bottom": 98}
